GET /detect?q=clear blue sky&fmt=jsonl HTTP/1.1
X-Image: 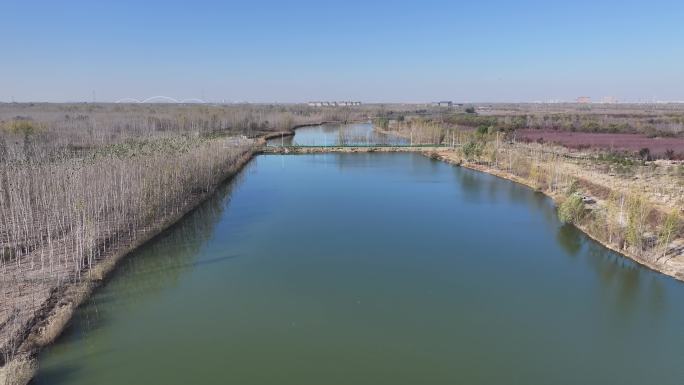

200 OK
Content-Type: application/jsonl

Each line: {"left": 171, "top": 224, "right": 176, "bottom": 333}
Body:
{"left": 2, "top": 0, "right": 683, "bottom": 103}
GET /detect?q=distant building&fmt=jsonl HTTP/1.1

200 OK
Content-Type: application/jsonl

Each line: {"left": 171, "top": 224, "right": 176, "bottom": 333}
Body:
{"left": 601, "top": 96, "right": 618, "bottom": 104}
{"left": 434, "top": 101, "right": 453, "bottom": 107}
{"left": 337, "top": 101, "right": 362, "bottom": 106}
{"left": 307, "top": 101, "right": 362, "bottom": 107}
{"left": 576, "top": 96, "right": 592, "bottom": 104}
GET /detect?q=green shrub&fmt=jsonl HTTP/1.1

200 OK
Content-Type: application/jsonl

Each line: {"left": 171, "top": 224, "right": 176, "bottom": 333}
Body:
{"left": 461, "top": 141, "right": 482, "bottom": 160}
{"left": 566, "top": 180, "right": 579, "bottom": 195}
{"left": 558, "top": 194, "right": 585, "bottom": 224}
{"left": 658, "top": 210, "right": 680, "bottom": 257}
{"left": 625, "top": 192, "right": 650, "bottom": 250}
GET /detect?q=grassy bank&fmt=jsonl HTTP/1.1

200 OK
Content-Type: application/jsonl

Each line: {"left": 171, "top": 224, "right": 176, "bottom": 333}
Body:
{"left": 428, "top": 148, "right": 684, "bottom": 281}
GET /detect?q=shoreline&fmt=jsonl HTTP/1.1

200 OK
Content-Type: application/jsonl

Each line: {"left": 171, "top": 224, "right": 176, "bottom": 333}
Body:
{"left": 0, "top": 121, "right": 356, "bottom": 384}
{"left": 427, "top": 150, "right": 684, "bottom": 283}
{"left": 371, "top": 124, "right": 684, "bottom": 282}
{"left": 1, "top": 140, "right": 263, "bottom": 385}
{"left": 4, "top": 124, "right": 681, "bottom": 384}
{"left": 259, "top": 143, "right": 684, "bottom": 282}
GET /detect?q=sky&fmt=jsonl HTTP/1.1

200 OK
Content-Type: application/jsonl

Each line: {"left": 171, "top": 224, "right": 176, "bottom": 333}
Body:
{"left": 1, "top": 0, "right": 683, "bottom": 103}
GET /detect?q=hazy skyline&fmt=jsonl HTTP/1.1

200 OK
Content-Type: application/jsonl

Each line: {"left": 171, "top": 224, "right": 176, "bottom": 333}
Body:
{"left": 2, "top": 0, "right": 683, "bottom": 103}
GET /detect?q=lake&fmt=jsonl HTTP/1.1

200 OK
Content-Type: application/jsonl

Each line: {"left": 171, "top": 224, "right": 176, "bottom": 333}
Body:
{"left": 34, "top": 125, "right": 684, "bottom": 385}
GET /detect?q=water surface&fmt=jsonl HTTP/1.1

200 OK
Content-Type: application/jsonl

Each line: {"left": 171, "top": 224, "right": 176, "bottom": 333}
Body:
{"left": 34, "top": 134, "right": 684, "bottom": 385}
{"left": 267, "top": 122, "right": 407, "bottom": 146}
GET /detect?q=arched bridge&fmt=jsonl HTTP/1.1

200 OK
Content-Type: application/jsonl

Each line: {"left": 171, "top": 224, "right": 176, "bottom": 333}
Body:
{"left": 115, "top": 96, "right": 207, "bottom": 104}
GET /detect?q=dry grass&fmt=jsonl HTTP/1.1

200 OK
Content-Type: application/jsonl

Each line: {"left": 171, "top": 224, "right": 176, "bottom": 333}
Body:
{"left": 0, "top": 354, "right": 36, "bottom": 385}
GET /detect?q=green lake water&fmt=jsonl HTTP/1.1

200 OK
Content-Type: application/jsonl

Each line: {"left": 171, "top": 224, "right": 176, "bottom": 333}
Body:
{"left": 33, "top": 129, "right": 684, "bottom": 384}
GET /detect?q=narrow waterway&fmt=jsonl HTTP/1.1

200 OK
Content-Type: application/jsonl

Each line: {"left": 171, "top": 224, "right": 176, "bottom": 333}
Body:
{"left": 267, "top": 122, "right": 408, "bottom": 146}
{"left": 34, "top": 125, "right": 684, "bottom": 385}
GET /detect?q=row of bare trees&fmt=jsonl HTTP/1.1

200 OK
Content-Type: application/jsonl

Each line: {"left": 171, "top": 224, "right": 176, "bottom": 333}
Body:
{"left": 1, "top": 103, "right": 362, "bottom": 365}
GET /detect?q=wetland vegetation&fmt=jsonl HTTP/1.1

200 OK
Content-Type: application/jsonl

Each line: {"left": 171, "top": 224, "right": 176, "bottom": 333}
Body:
{"left": 1, "top": 103, "right": 683, "bottom": 385}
